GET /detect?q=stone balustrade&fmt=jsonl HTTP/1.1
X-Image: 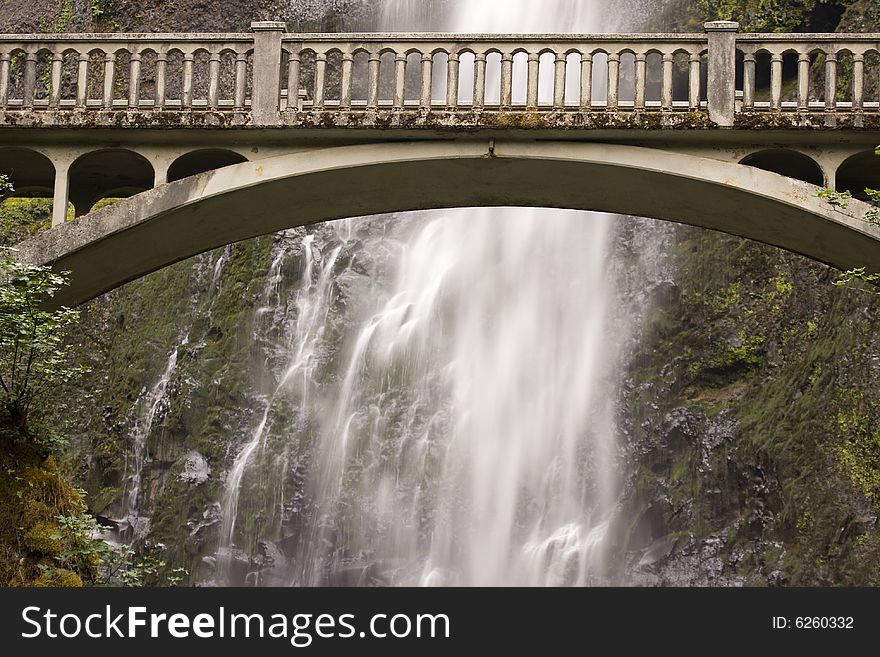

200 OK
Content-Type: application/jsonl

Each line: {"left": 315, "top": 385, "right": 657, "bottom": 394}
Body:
{"left": 280, "top": 33, "right": 707, "bottom": 113}
{"left": 0, "top": 21, "right": 879, "bottom": 127}
{"left": 737, "top": 33, "right": 880, "bottom": 114}
{"left": 0, "top": 33, "right": 254, "bottom": 111}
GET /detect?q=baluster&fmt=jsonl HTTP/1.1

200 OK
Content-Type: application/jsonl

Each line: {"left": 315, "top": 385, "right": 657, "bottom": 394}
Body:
{"left": 526, "top": 52, "right": 539, "bottom": 108}
{"left": 0, "top": 53, "right": 9, "bottom": 108}
{"left": 182, "top": 52, "right": 194, "bottom": 108}
{"left": 500, "top": 52, "right": 513, "bottom": 107}
{"left": 286, "top": 50, "right": 300, "bottom": 110}
{"left": 23, "top": 50, "right": 37, "bottom": 108}
{"left": 208, "top": 50, "right": 220, "bottom": 110}
{"left": 743, "top": 52, "right": 755, "bottom": 109}
{"left": 393, "top": 52, "right": 405, "bottom": 110}
{"left": 446, "top": 52, "right": 459, "bottom": 109}
{"left": 607, "top": 53, "right": 619, "bottom": 109}
{"left": 689, "top": 53, "right": 701, "bottom": 110}
{"left": 128, "top": 51, "right": 141, "bottom": 108}
{"left": 313, "top": 52, "right": 326, "bottom": 110}
{"left": 797, "top": 52, "right": 809, "bottom": 111}
{"left": 420, "top": 52, "right": 432, "bottom": 109}
{"left": 102, "top": 51, "right": 115, "bottom": 109}
{"left": 76, "top": 51, "right": 89, "bottom": 107}
{"left": 824, "top": 52, "right": 837, "bottom": 112}
{"left": 341, "top": 52, "right": 354, "bottom": 110}
{"left": 553, "top": 52, "right": 566, "bottom": 109}
{"left": 770, "top": 53, "right": 783, "bottom": 111}
{"left": 50, "top": 51, "right": 63, "bottom": 108}
{"left": 634, "top": 53, "right": 646, "bottom": 110}
{"left": 155, "top": 52, "right": 167, "bottom": 110}
{"left": 661, "top": 53, "right": 673, "bottom": 110}
{"left": 580, "top": 52, "right": 593, "bottom": 110}
{"left": 853, "top": 52, "right": 864, "bottom": 112}
{"left": 367, "top": 51, "right": 380, "bottom": 109}
{"left": 473, "top": 53, "right": 486, "bottom": 110}
{"left": 235, "top": 51, "right": 248, "bottom": 110}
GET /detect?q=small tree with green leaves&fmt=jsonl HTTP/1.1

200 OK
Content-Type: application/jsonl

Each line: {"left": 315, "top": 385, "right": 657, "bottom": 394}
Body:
{"left": 0, "top": 250, "right": 87, "bottom": 433}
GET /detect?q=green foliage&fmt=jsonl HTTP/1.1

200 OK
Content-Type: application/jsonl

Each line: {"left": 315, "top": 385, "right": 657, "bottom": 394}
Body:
{"left": 99, "top": 541, "right": 187, "bottom": 587}
{"left": 0, "top": 198, "right": 54, "bottom": 246}
{"left": 47, "top": 498, "right": 187, "bottom": 586}
{"left": 833, "top": 268, "right": 880, "bottom": 294}
{"left": 690, "top": 0, "right": 850, "bottom": 32}
{"left": 773, "top": 274, "right": 794, "bottom": 296}
{"left": 704, "top": 281, "right": 741, "bottom": 314}
{"left": 833, "top": 392, "right": 880, "bottom": 502}
{"left": 54, "top": 0, "right": 75, "bottom": 32}
{"left": 51, "top": 501, "right": 105, "bottom": 583}
{"left": 112, "top": 548, "right": 187, "bottom": 587}
{"left": 0, "top": 253, "right": 88, "bottom": 431}
{"left": 710, "top": 332, "right": 767, "bottom": 370}
{"left": 865, "top": 188, "right": 880, "bottom": 225}
{"left": 817, "top": 188, "right": 852, "bottom": 209}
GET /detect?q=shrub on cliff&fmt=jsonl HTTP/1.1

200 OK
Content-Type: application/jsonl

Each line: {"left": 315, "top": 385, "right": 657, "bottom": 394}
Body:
{"left": 0, "top": 252, "right": 87, "bottom": 436}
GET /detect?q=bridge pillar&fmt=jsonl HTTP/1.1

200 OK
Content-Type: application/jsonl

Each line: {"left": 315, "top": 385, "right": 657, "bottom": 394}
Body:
{"left": 251, "top": 21, "right": 286, "bottom": 126}
{"left": 705, "top": 21, "right": 739, "bottom": 127}
{"left": 51, "top": 159, "right": 70, "bottom": 228}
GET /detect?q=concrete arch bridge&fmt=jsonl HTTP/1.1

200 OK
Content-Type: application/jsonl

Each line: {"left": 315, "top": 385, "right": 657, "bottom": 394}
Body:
{"left": 1, "top": 22, "right": 879, "bottom": 306}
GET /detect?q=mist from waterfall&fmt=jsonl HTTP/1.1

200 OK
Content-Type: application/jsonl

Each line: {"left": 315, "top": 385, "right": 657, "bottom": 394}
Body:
{"left": 217, "top": 0, "right": 629, "bottom": 587}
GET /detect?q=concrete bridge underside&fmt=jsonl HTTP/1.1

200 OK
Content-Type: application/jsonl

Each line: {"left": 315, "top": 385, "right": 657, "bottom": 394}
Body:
{"left": 13, "top": 137, "right": 880, "bottom": 308}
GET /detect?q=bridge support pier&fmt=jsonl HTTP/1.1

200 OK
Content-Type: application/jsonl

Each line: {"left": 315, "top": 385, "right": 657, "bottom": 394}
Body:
{"left": 51, "top": 160, "right": 69, "bottom": 228}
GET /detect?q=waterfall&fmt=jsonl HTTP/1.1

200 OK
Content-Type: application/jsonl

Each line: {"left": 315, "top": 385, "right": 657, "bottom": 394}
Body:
{"left": 121, "top": 341, "right": 181, "bottom": 541}
{"left": 217, "top": 0, "right": 630, "bottom": 587}
{"left": 121, "top": 251, "right": 223, "bottom": 542}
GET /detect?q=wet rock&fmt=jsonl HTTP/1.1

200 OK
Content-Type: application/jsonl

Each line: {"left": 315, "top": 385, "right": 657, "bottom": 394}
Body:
{"left": 178, "top": 451, "right": 210, "bottom": 486}
{"left": 188, "top": 502, "right": 221, "bottom": 539}
{"left": 630, "top": 534, "right": 745, "bottom": 587}
{"left": 637, "top": 534, "right": 679, "bottom": 568}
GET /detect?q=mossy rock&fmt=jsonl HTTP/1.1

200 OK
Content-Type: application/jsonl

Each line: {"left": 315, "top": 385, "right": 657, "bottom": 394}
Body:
{"left": 24, "top": 522, "right": 61, "bottom": 556}
{"left": 33, "top": 568, "right": 83, "bottom": 588}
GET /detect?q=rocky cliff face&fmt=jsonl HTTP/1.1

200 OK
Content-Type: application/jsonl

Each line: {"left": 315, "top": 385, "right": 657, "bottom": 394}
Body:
{"left": 2, "top": 0, "right": 879, "bottom": 586}
{"left": 609, "top": 0, "right": 880, "bottom": 587}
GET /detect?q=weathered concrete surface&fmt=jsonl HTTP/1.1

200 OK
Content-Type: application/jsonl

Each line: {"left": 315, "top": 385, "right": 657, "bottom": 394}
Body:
{"left": 7, "top": 107, "right": 880, "bottom": 130}
{"left": 14, "top": 140, "right": 880, "bottom": 308}
{"left": 705, "top": 21, "right": 738, "bottom": 127}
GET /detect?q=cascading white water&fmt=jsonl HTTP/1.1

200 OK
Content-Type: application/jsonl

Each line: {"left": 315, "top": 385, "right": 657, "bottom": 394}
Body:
{"left": 219, "top": 0, "right": 627, "bottom": 587}
{"left": 121, "top": 342, "right": 181, "bottom": 540}
{"left": 221, "top": 232, "right": 346, "bottom": 547}
{"left": 121, "top": 251, "right": 223, "bottom": 542}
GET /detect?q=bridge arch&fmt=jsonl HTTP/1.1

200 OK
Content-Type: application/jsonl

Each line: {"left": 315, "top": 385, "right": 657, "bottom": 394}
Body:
{"left": 167, "top": 149, "right": 249, "bottom": 183}
{"left": 836, "top": 150, "right": 880, "bottom": 201}
{"left": 15, "top": 141, "right": 880, "bottom": 309}
{"left": 740, "top": 148, "right": 825, "bottom": 186}
{"left": 68, "top": 148, "right": 155, "bottom": 217}
{"left": 0, "top": 148, "right": 55, "bottom": 198}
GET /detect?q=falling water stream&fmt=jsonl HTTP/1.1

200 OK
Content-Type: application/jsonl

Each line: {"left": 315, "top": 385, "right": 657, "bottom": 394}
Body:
{"left": 217, "top": 0, "right": 630, "bottom": 586}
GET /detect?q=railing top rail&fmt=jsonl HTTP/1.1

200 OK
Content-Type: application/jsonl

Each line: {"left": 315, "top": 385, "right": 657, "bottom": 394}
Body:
{"left": 0, "top": 31, "right": 711, "bottom": 44}
{"left": 280, "top": 32, "right": 708, "bottom": 42}
{"left": 0, "top": 30, "right": 877, "bottom": 44}
{"left": 736, "top": 32, "right": 880, "bottom": 42}
{"left": 0, "top": 32, "right": 254, "bottom": 42}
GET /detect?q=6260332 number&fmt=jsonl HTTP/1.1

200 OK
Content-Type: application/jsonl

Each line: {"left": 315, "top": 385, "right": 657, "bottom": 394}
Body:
{"left": 795, "top": 617, "right": 853, "bottom": 629}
